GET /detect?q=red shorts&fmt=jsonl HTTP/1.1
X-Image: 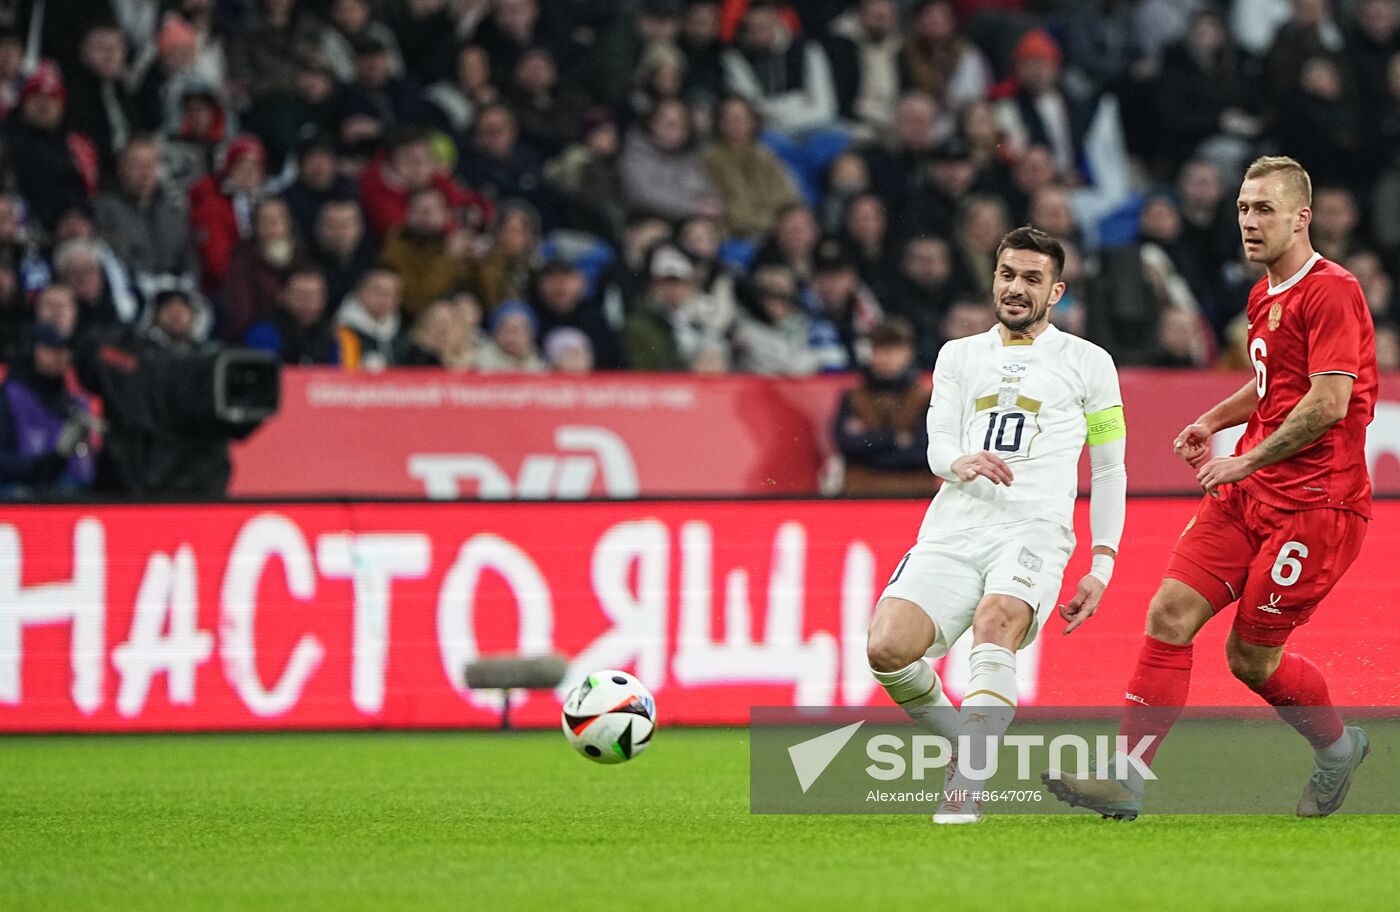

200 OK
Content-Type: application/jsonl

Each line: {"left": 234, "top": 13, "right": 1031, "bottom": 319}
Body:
{"left": 1165, "top": 486, "right": 1367, "bottom": 646}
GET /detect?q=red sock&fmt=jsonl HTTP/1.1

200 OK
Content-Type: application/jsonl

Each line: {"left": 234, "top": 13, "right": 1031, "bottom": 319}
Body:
{"left": 1119, "top": 636, "right": 1193, "bottom": 766}
{"left": 1251, "top": 652, "right": 1344, "bottom": 750}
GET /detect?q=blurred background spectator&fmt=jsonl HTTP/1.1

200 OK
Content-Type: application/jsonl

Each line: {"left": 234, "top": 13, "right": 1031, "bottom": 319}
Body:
{"left": 833, "top": 316, "right": 937, "bottom": 495}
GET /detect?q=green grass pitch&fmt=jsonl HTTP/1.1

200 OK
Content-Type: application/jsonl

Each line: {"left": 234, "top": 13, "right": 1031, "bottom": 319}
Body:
{"left": 3, "top": 728, "right": 1398, "bottom": 911}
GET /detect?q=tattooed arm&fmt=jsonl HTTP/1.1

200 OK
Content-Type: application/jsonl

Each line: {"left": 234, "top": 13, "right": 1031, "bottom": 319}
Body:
{"left": 1195, "top": 374, "right": 1353, "bottom": 495}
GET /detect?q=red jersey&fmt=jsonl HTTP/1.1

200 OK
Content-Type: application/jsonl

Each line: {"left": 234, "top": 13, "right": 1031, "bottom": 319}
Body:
{"left": 1236, "top": 253, "right": 1377, "bottom": 517}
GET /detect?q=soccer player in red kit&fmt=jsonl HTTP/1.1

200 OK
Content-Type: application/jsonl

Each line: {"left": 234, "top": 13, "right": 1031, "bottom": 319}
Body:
{"left": 1045, "top": 156, "right": 1376, "bottom": 819}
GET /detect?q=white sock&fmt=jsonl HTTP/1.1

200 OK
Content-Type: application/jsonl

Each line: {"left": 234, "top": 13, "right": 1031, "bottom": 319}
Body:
{"left": 871, "top": 660, "right": 959, "bottom": 741}
{"left": 957, "top": 643, "right": 1019, "bottom": 778}
{"left": 1316, "top": 729, "right": 1354, "bottom": 767}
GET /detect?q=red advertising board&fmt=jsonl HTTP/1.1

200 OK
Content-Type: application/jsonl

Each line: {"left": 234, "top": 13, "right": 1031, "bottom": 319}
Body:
{"left": 3, "top": 499, "right": 1397, "bottom": 732}
{"left": 229, "top": 370, "right": 1400, "bottom": 499}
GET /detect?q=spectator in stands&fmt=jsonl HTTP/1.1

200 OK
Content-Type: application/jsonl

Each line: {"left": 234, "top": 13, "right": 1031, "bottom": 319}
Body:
{"left": 545, "top": 108, "right": 626, "bottom": 240}
{"left": 66, "top": 21, "right": 138, "bottom": 183}
{"left": 463, "top": 102, "right": 568, "bottom": 228}
{"left": 587, "top": 0, "right": 684, "bottom": 109}
{"left": 323, "top": 0, "right": 403, "bottom": 83}
{"left": 680, "top": 0, "right": 726, "bottom": 105}
{"left": 703, "top": 95, "right": 802, "bottom": 240}
{"left": 1310, "top": 186, "right": 1363, "bottom": 262}
{"left": 629, "top": 42, "right": 688, "bottom": 123}
{"left": 826, "top": 0, "right": 903, "bottom": 132}
{"left": 899, "top": 0, "right": 991, "bottom": 113}
{"left": 619, "top": 98, "right": 720, "bottom": 223}
{"left": 940, "top": 297, "right": 995, "bottom": 342}
{"left": 677, "top": 214, "right": 741, "bottom": 320}
{"left": 163, "top": 79, "right": 236, "bottom": 189}
{"left": 221, "top": 197, "right": 310, "bottom": 342}
{"left": 1260, "top": 0, "right": 1347, "bottom": 110}
{"left": 731, "top": 263, "right": 847, "bottom": 375}
{"left": 312, "top": 200, "right": 375, "bottom": 310}
{"left": 245, "top": 268, "right": 340, "bottom": 365}
{"left": 1005, "top": 145, "right": 1057, "bottom": 225}
{"left": 1154, "top": 7, "right": 1259, "bottom": 177}
{"left": 861, "top": 91, "right": 940, "bottom": 211}
{"left": 468, "top": 202, "right": 538, "bottom": 313}
{"left": 508, "top": 47, "right": 586, "bottom": 160}
{"left": 33, "top": 284, "right": 80, "bottom": 341}
{"left": 544, "top": 327, "right": 596, "bottom": 374}
{"left": 336, "top": 32, "right": 425, "bottom": 147}
{"left": 280, "top": 134, "right": 356, "bottom": 243}
{"left": 1144, "top": 307, "right": 1210, "bottom": 368}
{"left": 1175, "top": 158, "right": 1238, "bottom": 311}
{"left": 0, "top": 27, "right": 24, "bottom": 119}
{"left": 624, "top": 245, "right": 727, "bottom": 371}
{"left": 1027, "top": 186, "right": 1077, "bottom": 245}
{"left": 992, "top": 30, "right": 1097, "bottom": 185}
{"left": 840, "top": 192, "right": 894, "bottom": 286}
{"left": 426, "top": 44, "right": 500, "bottom": 137}
{"left": 227, "top": 0, "right": 330, "bottom": 106}
{"left": 722, "top": 1, "right": 839, "bottom": 136}
{"left": 95, "top": 136, "right": 197, "bottom": 281}
{"left": 958, "top": 98, "right": 1006, "bottom": 171}
{"left": 246, "top": 52, "right": 342, "bottom": 169}
{"left": 478, "top": 298, "right": 546, "bottom": 372}
{"left": 1345, "top": 250, "right": 1395, "bottom": 323}
{"left": 1278, "top": 55, "right": 1362, "bottom": 188}
{"left": 399, "top": 292, "right": 484, "bottom": 369}
{"left": 392, "top": 0, "right": 459, "bottom": 86}
{"left": 0, "top": 322, "right": 96, "bottom": 499}
{"left": 54, "top": 238, "right": 138, "bottom": 340}
{"left": 953, "top": 195, "right": 1010, "bottom": 295}
{"left": 820, "top": 151, "right": 872, "bottom": 234}
{"left": 806, "top": 238, "right": 883, "bottom": 367}
{"left": 753, "top": 203, "right": 822, "bottom": 282}
{"left": 882, "top": 235, "right": 957, "bottom": 368}
{"left": 5, "top": 62, "right": 94, "bottom": 231}
{"left": 834, "top": 317, "right": 937, "bottom": 496}
{"left": 379, "top": 187, "right": 473, "bottom": 319}
{"left": 476, "top": 0, "right": 563, "bottom": 79}
{"left": 133, "top": 15, "right": 203, "bottom": 137}
{"left": 360, "top": 127, "right": 492, "bottom": 240}
{"left": 899, "top": 136, "right": 984, "bottom": 240}
{"left": 189, "top": 134, "right": 266, "bottom": 294}
{"left": 144, "top": 289, "right": 205, "bottom": 354}
{"left": 531, "top": 258, "right": 624, "bottom": 371}
{"left": 336, "top": 268, "right": 404, "bottom": 371}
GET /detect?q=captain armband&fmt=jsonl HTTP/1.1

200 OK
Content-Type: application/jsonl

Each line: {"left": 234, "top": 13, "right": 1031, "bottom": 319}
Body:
{"left": 1085, "top": 405, "right": 1126, "bottom": 446}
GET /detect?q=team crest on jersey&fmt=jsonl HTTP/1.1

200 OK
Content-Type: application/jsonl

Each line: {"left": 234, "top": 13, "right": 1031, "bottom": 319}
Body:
{"left": 1267, "top": 301, "right": 1283, "bottom": 331}
{"left": 997, "top": 387, "right": 1018, "bottom": 407}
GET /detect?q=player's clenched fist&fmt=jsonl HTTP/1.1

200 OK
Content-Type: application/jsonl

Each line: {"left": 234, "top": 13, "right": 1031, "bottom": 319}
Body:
{"left": 950, "top": 450, "right": 1014, "bottom": 485}
{"left": 1173, "top": 422, "right": 1211, "bottom": 468}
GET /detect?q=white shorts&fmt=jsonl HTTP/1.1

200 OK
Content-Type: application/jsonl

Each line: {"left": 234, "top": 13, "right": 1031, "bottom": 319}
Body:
{"left": 879, "top": 519, "right": 1075, "bottom": 658}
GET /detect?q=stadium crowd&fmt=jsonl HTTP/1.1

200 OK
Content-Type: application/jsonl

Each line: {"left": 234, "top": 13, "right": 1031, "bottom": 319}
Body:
{"left": 2, "top": 0, "right": 1400, "bottom": 495}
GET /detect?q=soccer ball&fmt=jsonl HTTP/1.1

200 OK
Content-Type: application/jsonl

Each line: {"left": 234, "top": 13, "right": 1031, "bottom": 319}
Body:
{"left": 561, "top": 670, "right": 656, "bottom": 764}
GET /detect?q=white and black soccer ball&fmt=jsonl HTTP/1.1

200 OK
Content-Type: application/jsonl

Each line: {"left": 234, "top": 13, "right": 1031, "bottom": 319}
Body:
{"left": 561, "top": 670, "right": 656, "bottom": 764}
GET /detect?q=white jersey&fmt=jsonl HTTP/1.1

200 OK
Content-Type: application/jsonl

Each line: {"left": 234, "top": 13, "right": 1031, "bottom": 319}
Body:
{"left": 921, "top": 324, "right": 1122, "bottom": 538}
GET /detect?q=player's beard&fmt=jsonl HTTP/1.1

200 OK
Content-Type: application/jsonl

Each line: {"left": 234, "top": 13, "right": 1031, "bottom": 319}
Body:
{"left": 996, "top": 291, "right": 1050, "bottom": 334}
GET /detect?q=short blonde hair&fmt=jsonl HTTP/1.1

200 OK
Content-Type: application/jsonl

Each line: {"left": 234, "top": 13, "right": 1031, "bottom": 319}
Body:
{"left": 1243, "top": 155, "right": 1312, "bottom": 208}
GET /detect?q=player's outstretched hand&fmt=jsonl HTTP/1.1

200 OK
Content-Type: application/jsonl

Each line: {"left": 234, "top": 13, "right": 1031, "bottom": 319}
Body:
{"left": 1173, "top": 422, "right": 1212, "bottom": 468}
{"left": 950, "top": 450, "right": 1014, "bottom": 485}
{"left": 1059, "top": 574, "right": 1106, "bottom": 635}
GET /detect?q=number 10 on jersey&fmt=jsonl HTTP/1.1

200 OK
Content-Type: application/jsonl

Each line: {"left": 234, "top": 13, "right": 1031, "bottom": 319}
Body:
{"left": 982, "top": 411, "right": 1027, "bottom": 454}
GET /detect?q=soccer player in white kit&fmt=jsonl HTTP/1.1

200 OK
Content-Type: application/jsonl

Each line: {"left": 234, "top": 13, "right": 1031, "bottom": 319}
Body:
{"left": 865, "top": 226, "right": 1128, "bottom": 823}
